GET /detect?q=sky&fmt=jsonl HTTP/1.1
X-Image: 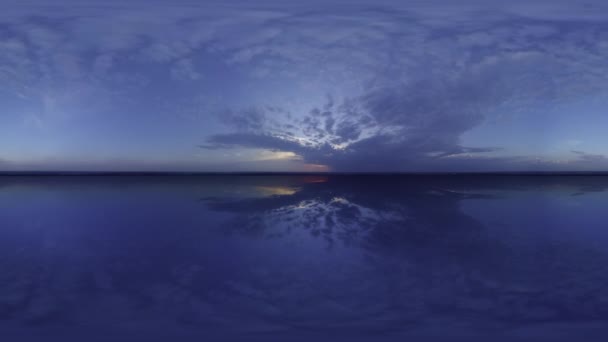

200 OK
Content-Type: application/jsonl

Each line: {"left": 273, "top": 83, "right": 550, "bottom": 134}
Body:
{"left": 2, "top": 0, "right": 608, "bottom": 172}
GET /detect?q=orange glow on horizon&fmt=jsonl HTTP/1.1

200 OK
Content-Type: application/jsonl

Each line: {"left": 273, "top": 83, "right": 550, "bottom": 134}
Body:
{"left": 303, "top": 176, "right": 329, "bottom": 183}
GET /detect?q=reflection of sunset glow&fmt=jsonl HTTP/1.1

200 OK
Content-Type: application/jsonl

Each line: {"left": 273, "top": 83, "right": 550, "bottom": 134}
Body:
{"left": 255, "top": 186, "right": 299, "bottom": 196}
{"left": 303, "top": 176, "right": 328, "bottom": 183}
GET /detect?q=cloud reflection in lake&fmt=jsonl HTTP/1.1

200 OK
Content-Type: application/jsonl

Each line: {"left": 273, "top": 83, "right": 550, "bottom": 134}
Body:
{"left": 1, "top": 176, "right": 608, "bottom": 340}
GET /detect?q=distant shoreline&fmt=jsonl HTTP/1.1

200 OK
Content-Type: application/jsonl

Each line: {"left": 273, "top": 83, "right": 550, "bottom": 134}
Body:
{"left": 2, "top": 171, "right": 608, "bottom": 176}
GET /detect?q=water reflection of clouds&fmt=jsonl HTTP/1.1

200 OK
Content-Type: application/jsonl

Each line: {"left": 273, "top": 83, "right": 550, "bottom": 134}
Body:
{"left": 201, "top": 176, "right": 608, "bottom": 332}
{"left": 1, "top": 176, "right": 608, "bottom": 339}
{"left": 204, "top": 178, "right": 510, "bottom": 282}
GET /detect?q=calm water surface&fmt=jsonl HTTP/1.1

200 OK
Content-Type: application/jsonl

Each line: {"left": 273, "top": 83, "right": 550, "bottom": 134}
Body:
{"left": 1, "top": 175, "right": 608, "bottom": 341}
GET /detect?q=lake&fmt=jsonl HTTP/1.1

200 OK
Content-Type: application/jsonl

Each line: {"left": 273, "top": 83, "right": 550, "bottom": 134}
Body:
{"left": 1, "top": 175, "right": 608, "bottom": 341}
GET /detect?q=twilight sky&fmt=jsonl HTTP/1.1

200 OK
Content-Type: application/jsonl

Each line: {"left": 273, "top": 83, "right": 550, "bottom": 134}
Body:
{"left": 2, "top": 0, "right": 608, "bottom": 172}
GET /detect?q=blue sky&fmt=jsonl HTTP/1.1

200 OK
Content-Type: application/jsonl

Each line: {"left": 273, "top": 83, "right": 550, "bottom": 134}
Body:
{"left": 2, "top": 0, "right": 608, "bottom": 172}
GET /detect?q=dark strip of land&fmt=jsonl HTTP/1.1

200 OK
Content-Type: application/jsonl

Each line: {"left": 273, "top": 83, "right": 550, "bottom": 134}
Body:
{"left": 2, "top": 171, "right": 608, "bottom": 176}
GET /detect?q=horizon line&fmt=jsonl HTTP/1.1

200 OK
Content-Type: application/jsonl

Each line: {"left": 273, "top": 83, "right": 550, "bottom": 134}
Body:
{"left": 3, "top": 171, "right": 608, "bottom": 176}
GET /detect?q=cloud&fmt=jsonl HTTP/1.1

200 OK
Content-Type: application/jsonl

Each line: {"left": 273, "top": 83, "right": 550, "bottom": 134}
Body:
{"left": 571, "top": 150, "right": 608, "bottom": 164}
{"left": 202, "top": 57, "right": 580, "bottom": 171}
{"left": 201, "top": 133, "right": 303, "bottom": 153}
{"left": 0, "top": 1, "right": 603, "bottom": 89}
{"left": 1, "top": 4, "right": 606, "bottom": 90}
{"left": 217, "top": 107, "right": 269, "bottom": 132}
{"left": 170, "top": 58, "right": 201, "bottom": 81}
{"left": 189, "top": 1, "right": 608, "bottom": 171}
